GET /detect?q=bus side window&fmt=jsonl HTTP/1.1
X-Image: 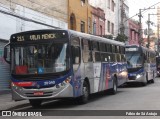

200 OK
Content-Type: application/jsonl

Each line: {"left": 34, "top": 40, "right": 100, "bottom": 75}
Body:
{"left": 92, "top": 41, "right": 101, "bottom": 62}
{"left": 82, "top": 39, "right": 92, "bottom": 63}
{"left": 72, "top": 46, "right": 80, "bottom": 64}
{"left": 112, "top": 45, "right": 115, "bottom": 53}
{"left": 71, "top": 36, "right": 80, "bottom": 72}
{"left": 110, "top": 44, "right": 112, "bottom": 53}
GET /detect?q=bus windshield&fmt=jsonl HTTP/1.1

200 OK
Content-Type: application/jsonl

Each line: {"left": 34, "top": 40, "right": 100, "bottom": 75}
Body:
{"left": 126, "top": 52, "right": 143, "bottom": 68}
{"left": 11, "top": 42, "right": 70, "bottom": 75}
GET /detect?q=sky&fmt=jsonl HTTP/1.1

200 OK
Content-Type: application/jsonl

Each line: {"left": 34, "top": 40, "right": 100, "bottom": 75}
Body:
{"left": 128, "top": 0, "right": 160, "bottom": 30}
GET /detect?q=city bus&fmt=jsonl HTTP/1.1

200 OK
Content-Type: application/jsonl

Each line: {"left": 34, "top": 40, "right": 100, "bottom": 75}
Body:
{"left": 125, "top": 45, "right": 156, "bottom": 86}
{"left": 4, "top": 29, "right": 128, "bottom": 107}
{"left": 156, "top": 56, "right": 160, "bottom": 77}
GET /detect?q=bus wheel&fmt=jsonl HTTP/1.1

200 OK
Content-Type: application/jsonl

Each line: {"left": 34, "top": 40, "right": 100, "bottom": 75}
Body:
{"left": 142, "top": 73, "right": 148, "bottom": 86}
{"left": 29, "top": 99, "right": 42, "bottom": 108}
{"left": 78, "top": 80, "right": 90, "bottom": 104}
{"left": 151, "top": 79, "right": 154, "bottom": 83}
{"left": 110, "top": 77, "right": 117, "bottom": 95}
{"left": 151, "top": 72, "right": 155, "bottom": 83}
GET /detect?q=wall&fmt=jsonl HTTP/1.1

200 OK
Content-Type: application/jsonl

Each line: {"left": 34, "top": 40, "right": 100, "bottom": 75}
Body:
{"left": 0, "top": 0, "right": 68, "bottom": 40}
{"left": 92, "top": 6, "right": 105, "bottom": 36}
{"left": 0, "top": 40, "right": 10, "bottom": 90}
{"left": 1, "top": 0, "right": 68, "bottom": 22}
{"left": 128, "top": 19, "right": 140, "bottom": 45}
{"left": 69, "top": 0, "right": 92, "bottom": 33}
{"left": 89, "top": 0, "right": 116, "bottom": 35}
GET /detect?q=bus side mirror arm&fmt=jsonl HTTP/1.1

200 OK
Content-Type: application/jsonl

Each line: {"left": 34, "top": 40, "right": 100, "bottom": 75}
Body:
{"left": 4, "top": 47, "right": 7, "bottom": 59}
{"left": 3, "top": 44, "right": 11, "bottom": 64}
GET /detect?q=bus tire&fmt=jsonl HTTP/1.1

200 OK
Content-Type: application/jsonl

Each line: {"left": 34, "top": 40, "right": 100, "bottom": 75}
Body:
{"left": 29, "top": 99, "right": 42, "bottom": 108}
{"left": 142, "top": 73, "right": 148, "bottom": 86}
{"left": 110, "top": 77, "right": 117, "bottom": 95}
{"left": 151, "top": 72, "right": 155, "bottom": 83}
{"left": 151, "top": 79, "right": 154, "bottom": 83}
{"left": 78, "top": 80, "right": 90, "bottom": 104}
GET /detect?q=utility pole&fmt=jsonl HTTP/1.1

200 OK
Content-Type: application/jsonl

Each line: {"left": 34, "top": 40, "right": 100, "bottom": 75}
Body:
{"left": 120, "top": 0, "right": 125, "bottom": 35}
{"left": 147, "top": 13, "right": 150, "bottom": 48}
{"left": 138, "top": 7, "right": 155, "bottom": 46}
{"left": 147, "top": 13, "right": 158, "bottom": 49}
{"left": 138, "top": 9, "right": 142, "bottom": 45}
{"left": 158, "top": 24, "right": 159, "bottom": 52}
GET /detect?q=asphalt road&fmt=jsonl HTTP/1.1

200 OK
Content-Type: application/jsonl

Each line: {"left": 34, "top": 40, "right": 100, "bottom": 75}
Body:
{"left": 2, "top": 77, "right": 160, "bottom": 119}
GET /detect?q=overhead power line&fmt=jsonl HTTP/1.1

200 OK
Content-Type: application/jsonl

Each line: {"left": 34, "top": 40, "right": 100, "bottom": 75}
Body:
{"left": 124, "top": 2, "right": 160, "bottom": 23}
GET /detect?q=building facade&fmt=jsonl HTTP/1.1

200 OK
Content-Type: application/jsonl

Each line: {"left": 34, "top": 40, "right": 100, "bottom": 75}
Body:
{"left": 128, "top": 19, "right": 140, "bottom": 45}
{"left": 115, "top": 0, "right": 129, "bottom": 37}
{"left": 90, "top": 0, "right": 115, "bottom": 36}
{"left": 0, "top": 0, "right": 68, "bottom": 40}
{"left": 68, "top": 0, "right": 92, "bottom": 34}
{"left": 91, "top": 6, "right": 105, "bottom": 36}
{"left": 89, "top": 0, "right": 129, "bottom": 38}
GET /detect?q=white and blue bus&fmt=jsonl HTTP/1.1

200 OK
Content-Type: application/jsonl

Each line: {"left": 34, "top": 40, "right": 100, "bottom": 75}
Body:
{"left": 4, "top": 29, "right": 128, "bottom": 107}
{"left": 125, "top": 45, "right": 156, "bottom": 85}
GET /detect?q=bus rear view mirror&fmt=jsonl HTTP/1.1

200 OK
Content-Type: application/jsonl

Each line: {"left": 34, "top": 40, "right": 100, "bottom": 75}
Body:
{"left": 4, "top": 44, "right": 10, "bottom": 64}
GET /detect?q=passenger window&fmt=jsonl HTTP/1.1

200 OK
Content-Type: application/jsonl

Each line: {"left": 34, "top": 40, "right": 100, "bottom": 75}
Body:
{"left": 100, "top": 43, "right": 106, "bottom": 52}
{"left": 112, "top": 45, "right": 115, "bottom": 53}
{"left": 121, "top": 54, "right": 126, "bottom": 62}
{"left": 82, "top": 39, "right": 92, "bottom": 63}
{"left": 115, "top": 46, "right": 119, "bottom": 53}
{"left": 72, "top": 46, "right": 80, "bottom": 71}
{"left": 71, "top": 36, "right": 80, "bottom": 72}
{"left": 95, "top": 52, "right": 101, "bottom": 62}
{"left": 93, "top": 41, "right": 99, "bottom": 51}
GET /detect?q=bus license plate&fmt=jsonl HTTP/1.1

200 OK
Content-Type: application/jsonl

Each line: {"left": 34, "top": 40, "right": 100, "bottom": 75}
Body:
{"left": 34, "top": 91, "right": 44, "bottom": 96}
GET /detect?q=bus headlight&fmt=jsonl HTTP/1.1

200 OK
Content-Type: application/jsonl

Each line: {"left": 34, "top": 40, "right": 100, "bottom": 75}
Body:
{"left": 11, "top": 82, "right": 15, "bottom": 87}
{"left": 136, "top": 74, "right": 142, "bottom": 79}
{"left": 58, "top": 76, "right": 71, "bottom": 88}
{"left": 64, "top": 76, "right": 71, "bottom": 83}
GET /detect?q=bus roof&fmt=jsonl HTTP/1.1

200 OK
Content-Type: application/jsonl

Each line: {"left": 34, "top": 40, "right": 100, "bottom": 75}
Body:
{"left": 10, "top": 29, "right": 125, "bottom": 46}
{"left": 68, "top": 29, "right": 125, "bottom": 46}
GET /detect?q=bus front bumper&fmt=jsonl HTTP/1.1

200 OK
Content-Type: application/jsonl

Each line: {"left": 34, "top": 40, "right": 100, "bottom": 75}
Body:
{"left": 127, "top": 74, "right": 145, "bottom": 83}
{"left": 11, "top": 83, "right": 73, "bottom": 101}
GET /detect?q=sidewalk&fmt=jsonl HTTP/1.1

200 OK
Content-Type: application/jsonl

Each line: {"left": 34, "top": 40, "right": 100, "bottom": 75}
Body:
{"left": 0, "top": 90, "right": 28, "bottom": 110}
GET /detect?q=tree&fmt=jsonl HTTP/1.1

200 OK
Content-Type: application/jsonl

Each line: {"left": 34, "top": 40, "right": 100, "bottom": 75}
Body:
{"left": 115, "top": 34, "right": 128, "bottom": 42}
{"left": 102, "top": 35, "right": 113, "bottom": 39}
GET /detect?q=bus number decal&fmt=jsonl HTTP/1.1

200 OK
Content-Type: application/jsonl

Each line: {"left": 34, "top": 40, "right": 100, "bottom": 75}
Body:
{"left": 17, "top": 36, "right": 25, "bottom": 41}
{"left": 44, "top": 81, "right": 55, "bottom": 86}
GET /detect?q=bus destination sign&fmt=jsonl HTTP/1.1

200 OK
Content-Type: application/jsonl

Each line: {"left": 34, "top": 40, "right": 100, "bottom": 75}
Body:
{"left": 12, "top": 32, "right": 67, "bottom": 42}
{"left": 125, "top": 48, "right": 138, "bottom": 52}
